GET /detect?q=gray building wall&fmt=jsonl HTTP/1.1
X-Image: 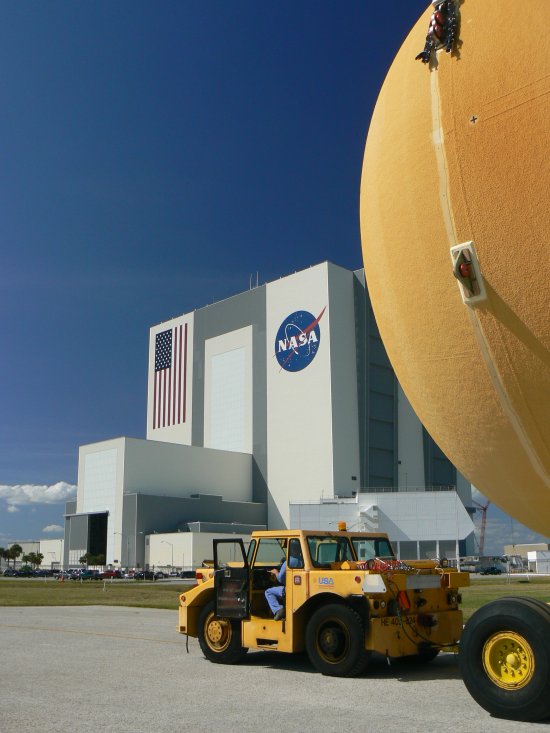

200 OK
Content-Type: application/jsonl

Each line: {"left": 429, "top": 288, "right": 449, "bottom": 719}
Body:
{"left": 192, "top": 286, "right": 268, "bottom": 505}
{"left": 126, "top": 492, "right": 265, "bottom": 568}
{"left": 64, "top": 512, "right": 89, "bottom": 567}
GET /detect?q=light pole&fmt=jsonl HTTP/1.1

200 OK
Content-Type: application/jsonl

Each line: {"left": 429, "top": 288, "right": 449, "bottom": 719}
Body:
{"left": 161, "top": 540, "right": 173, "bottom": 571}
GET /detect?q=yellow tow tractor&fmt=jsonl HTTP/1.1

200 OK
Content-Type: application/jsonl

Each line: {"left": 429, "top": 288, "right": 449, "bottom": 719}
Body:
{"left": 179, "top": 525, "right": 468, "bottom": 676}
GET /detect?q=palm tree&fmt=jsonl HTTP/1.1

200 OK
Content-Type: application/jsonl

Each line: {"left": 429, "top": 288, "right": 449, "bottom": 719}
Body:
{"left": 0, "top": 547, "right": 5, "bottom": 570}
{"left": 9, "top": 544, "right": 23, "bottom": 568}
{"left": 25, "top": 552, "right": 44, "bottom": 569}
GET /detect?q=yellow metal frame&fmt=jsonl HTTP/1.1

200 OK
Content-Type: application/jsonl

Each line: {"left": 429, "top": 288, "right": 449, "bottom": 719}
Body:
{"left": 178, "top": 529, "right": 470, "bottom": 660}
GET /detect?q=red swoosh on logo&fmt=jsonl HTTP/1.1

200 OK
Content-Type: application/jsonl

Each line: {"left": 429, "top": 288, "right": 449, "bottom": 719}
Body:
{"left": 279, "top": 306, "right": 326, "bottom": 371}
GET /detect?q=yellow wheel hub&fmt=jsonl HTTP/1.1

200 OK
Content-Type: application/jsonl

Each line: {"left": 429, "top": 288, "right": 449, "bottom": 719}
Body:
{"left": 482, "top": 631, "right": 535, "bottom": 690}
{"left": 205, "top": 613, "right": 231, "bottom": 652}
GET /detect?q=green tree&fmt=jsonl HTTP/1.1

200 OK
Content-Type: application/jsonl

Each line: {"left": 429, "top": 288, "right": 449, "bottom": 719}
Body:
{"left": 79, "top": 553, "right": 97, "bottom": 567}
{"left": 25, "top": 552, "right": 44, "bottom": 569}
{"left": 0, "top": 547, "right": 5, "bottom": 569}
{"left": 9, "top": 544, "right": 23, "bottom": 568}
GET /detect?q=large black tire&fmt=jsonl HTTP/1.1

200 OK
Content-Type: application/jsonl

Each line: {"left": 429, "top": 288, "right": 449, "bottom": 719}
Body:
{"left": 459, "top": 596, "right": 550, "bottom": 721}
{"left": 305, "top": 603, "right": 370, "bottom": 677}
{"left": 198, "top": 600, "right": 248, "bottom": 664}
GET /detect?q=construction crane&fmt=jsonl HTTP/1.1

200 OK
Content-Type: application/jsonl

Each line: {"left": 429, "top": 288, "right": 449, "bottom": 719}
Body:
{"left": 472, "top": 499, "right": 491, "bottom": 556}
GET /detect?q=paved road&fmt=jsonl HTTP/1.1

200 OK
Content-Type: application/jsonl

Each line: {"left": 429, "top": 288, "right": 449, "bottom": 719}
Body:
{"left": 0, "top": 606, "right": 540, "bottom": 733}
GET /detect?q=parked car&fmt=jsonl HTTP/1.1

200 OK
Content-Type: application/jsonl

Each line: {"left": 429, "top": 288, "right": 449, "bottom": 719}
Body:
{"left": 479, "top": 566, "right": 503, "bottom": 575}
{"left": 99, "top": 569, "right": 122, "bottom": 579}
{"left": 134, "top": 570, "right": 164, "bottom": 580}
{"left": 16, "top": 566, "right": 35, "bottom": 577}
{"left": 3, "top": 568, "right": 17, "bottom": 577}
{"left": 72, "top": 569, "right": 101, "bottom": 580}
{"left": 179, "top": 570, "right": 196, "bottom": 579}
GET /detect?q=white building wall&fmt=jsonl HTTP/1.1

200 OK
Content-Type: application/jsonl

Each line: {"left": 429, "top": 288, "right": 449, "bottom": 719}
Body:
{"left": 147, "top": 313, "right": 194, "bottom": 445}
{"left": 13, "top": 541, "right": 40, "bottom": 561}
{"left": 528, "top": 551, "right": 550, "bottom": 573}
{"left": 39, "top": 538, "right": 64, "bottom": 567}
{"left": 204, "top": 326, "right": 253, "bottom": 453}
{"left": 290, "top": 491, "right": 475, "bottom": 559}
{"left": 371, "top": 491, "right": 473, "bottom": 543}
{"left": 266, "top": 263, "right": 335, "bottom": 528}
{"left": 77, "top": 438, "right": 125, "bottom": 562}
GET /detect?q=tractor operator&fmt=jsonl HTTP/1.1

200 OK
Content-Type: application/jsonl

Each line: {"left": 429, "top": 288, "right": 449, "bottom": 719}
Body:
{"left": 265, "top": 540, "right": 303, "bottom": 620}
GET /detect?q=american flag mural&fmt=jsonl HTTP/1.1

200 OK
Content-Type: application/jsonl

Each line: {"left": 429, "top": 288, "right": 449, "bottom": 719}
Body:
{"left": 153, "top": 323, "right": 188, "bottom": 429}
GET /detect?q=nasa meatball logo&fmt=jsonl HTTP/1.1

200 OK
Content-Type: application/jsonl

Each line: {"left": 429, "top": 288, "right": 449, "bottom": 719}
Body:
{"left": 275, "top": 307, "right": 326, "bottom": 372}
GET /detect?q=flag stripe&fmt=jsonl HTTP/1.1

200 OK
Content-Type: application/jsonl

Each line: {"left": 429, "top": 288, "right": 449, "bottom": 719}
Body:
{"left": 183, "top": 323, "right": 188, "bottom": 422}
{"left": 153, "top": 367, "right": 157, "bottom": 430}
{"left": 153, "top": 324, "right": 188, "bottom": 430}
{"left": 174, "top": 328, "right": 178, "bottom": 425}
{"left": 177, "top": 325, "right": 182, "bottom": 424}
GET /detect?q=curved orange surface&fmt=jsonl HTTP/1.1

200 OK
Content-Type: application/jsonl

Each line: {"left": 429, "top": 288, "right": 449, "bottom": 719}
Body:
{"left": 360, "top": 1, "right": 550, "bottom": 534}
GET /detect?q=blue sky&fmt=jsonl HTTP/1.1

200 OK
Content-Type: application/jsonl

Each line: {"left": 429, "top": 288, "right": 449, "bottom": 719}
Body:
{"left": 1, "top": 2, "right": 547, "bottom": 555}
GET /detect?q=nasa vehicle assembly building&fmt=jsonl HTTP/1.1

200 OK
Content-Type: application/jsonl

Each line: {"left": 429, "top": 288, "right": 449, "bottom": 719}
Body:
{"left": 63, "top": 261, "right": 475, "bottom": 569}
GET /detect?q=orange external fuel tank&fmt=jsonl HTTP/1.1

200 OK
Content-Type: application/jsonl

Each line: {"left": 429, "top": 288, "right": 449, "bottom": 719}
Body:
{"left": 360, "top": 0, "right": 550, "bottom": 535}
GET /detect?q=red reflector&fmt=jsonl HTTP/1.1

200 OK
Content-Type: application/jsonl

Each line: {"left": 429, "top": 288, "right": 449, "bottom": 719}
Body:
{"left": 459, "top": 262, "right": 472, "bottom": 278}
{"left": 355, "top": 576, "right": 361, "bottom": 584}
{"left": 397, "top": 591, "right": 411, "bottom": 610}
{"left": 196, "top": 572, "right": 204, "bottom": 580}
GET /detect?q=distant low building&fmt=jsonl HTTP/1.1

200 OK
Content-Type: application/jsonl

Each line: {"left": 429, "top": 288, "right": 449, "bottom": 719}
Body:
{"left": 290, "top": 488, "right": 474, "bottom": 561}
{"left": 528, "top": 550, "right": 550, "bottom": 574}
{"left": 38, "top": 538, "right": 64, "bottom": 568}
{"left": 504, "top": 543, "right": 549, "bottom": 560}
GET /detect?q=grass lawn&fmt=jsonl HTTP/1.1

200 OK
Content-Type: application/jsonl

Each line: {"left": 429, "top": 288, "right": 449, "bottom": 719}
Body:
{"left": 461, "top": 575, "right": 550, "bottom": 621}
{"left": 0, "top": 578, "right": 194, "bottom": 609}
{"left": 1, "top": 575, "right": 549, "bottom": 620}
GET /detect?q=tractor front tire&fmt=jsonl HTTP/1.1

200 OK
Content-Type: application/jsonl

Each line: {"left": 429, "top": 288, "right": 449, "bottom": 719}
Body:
{"left": 198, "top": 600, "right": 248, "bottom": 664}
{"left": 305, "top": 603, "right": 369, "bottom": 677}
{"left": 459, "top": 596, "right": 550, "bottom": 721}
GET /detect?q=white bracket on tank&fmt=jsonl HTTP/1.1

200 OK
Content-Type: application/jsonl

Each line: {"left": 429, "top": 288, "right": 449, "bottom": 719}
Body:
{"left": 362, "top": 574, "right": 387, "bottom": 594}
{"left": 450, "top": 241, "right": 487, "bottom": 306}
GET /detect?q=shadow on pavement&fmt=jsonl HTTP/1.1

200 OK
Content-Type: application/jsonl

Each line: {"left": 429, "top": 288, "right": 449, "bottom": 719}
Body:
{"left": 235, "top": 649, "right": 462, "bottom": 681}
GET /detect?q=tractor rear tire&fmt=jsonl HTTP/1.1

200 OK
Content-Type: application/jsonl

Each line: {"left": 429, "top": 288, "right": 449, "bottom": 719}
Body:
{"left": 198, "top": 600, "right": 248, "bottom": 664}
{"left": 305, "top": 603, "right": 370, "bottom": 677}
{"left": 459, "top": 596, "right": 550, "bottom": 721}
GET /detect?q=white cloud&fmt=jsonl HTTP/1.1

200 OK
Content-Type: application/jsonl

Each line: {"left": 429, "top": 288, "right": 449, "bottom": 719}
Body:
{"left": 6, "top": 505, "right": 19, "bottom": 513}
{"left": 0, "top": 482, "right": 77, "bottom": 508}
{"left": 42, "top": 524, "right": 64, "bottom": 533}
